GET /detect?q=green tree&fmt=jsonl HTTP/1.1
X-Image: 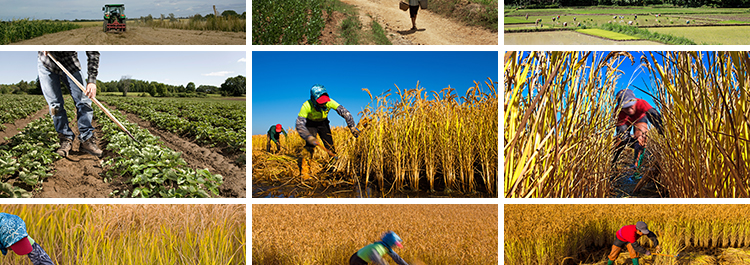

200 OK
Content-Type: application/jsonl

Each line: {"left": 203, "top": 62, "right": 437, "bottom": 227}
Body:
{"left": 220, "top": 75, "right": 245, "bottom": 97}
{"left": 221, "top": 10, "right": 239, "bottom": 17}
{"left": 186, "top": 82, "right": 196, "bottom": 93}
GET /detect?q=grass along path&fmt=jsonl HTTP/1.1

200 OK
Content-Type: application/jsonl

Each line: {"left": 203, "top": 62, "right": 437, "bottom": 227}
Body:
{"left": 576, "top": 28, "right": 640, "bottom": 40}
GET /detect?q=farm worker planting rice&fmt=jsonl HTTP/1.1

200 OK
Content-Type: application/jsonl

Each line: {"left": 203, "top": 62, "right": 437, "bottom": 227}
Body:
{"left": 38, "top": 51, "right": 102, "bottom": 158}
{"left": 0, "top": 213, "right": 54, "bottom": 265}
{"left": 296, "top": 84, "right": 358, "bottom": 179}
{"left": 266, "top": 124, "right": 287, "bottom": 153}
{"left": 350, "top": 231, "right": 409, "bottom": 265}
{"left": 607, "top": 221, "right": 660, "bottom": 265}
{"left": 611, "top": 88, "right": 664, "bottom": 170}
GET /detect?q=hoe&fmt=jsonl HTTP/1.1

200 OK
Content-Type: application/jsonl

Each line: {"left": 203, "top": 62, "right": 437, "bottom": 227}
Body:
{"left": 46, "top": 52, "right": 141, "bottom": 145}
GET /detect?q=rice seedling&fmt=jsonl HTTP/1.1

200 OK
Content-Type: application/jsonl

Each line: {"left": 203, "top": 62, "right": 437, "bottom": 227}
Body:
{"left": 505, "top": 51, "right": 634, "bottom": 198}
{"left": 0, "top": 204, "right": 245, "bottom": 265}
{"left": 252, "top": 204, "right": 497, "bottom": 265}
{"left": 506, "top": 204, "right": 750, "bottom": 265}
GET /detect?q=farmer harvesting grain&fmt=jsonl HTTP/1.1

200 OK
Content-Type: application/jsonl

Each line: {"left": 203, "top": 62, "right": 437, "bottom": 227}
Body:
{"left": 296, "top": 84, "right": 358, "bottom": 179}
{"left": 38, "top": 51, "right": 102, "bottom": 158}
{"left": 350, "top": 231, "right": 409, "bottom": 265}
{"left": 607, "top": 221, "right": 660, "bottom": 265}
{"left": 612, "top": 88, "right": 664, "bottom": 169}
{"left": 0, "top": 213, "right": 55, "bottom": 265}
{"left": 266, "top": 124, "right": 287, "bottom": 153}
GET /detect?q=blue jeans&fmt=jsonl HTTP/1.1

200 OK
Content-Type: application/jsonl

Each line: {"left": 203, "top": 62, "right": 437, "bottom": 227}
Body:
{"left": 38, "top": 57, "right": 94, "bottom": 141}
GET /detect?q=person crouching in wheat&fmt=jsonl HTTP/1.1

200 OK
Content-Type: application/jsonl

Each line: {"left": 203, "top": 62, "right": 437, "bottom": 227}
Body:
{"left": 0, "top": 213, "right": 55, "bottom": 265}
{"left": 607, "top": 221, "right": 660, "bottom": 265}
{"left": 296, "top": 84, "right": 359, "bottom": 179}
{"left": 611, "top": 88, "right": 664, "bottom": 170}
{"left": 350, "top": 231, "right": 409, "bottom": 265}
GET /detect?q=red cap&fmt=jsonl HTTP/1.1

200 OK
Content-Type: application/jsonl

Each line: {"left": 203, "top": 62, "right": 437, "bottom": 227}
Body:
{"left": 275, "top": 124, "right": 282, "bottom": 133}
{"left": 10, "top": 237, "right": 32, "bottom": 255}
{"left": 316, "top": 95, "right": 330, "bottom": 104}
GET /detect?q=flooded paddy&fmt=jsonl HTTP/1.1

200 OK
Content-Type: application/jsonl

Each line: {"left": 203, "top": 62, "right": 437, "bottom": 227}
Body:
{"left": 505, "top": 30, "right": 664, "bottom": 45}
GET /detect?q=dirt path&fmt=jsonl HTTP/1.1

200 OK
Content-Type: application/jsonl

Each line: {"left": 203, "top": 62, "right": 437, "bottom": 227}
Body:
{"left": 0, "top": 107, "right": 49, "bottom": 145}
{"left": 9, "top": 26, "right": 246, "bottom": 45}
{"left": 340, "top": 0, "right": 497, "bottom": 45}
{"left": 117, "top": 107, "right": 246, "bottom": 198}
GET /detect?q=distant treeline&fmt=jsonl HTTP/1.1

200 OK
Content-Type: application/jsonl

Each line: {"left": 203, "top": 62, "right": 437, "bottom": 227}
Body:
{"left": 0, "top": 75, "right": 246, "bottom": 98}
{"left": 507, "top": 0, "right": 750, "bottom": 8}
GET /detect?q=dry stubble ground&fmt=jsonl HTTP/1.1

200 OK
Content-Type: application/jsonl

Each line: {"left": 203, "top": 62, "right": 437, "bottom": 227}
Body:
{"left": 252, "top": 204, "right": 498, "bottom": 264}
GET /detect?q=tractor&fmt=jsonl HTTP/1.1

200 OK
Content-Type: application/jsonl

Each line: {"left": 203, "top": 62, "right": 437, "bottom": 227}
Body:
{"left": 102, "top": 4, "right": 126, "bottom": 32}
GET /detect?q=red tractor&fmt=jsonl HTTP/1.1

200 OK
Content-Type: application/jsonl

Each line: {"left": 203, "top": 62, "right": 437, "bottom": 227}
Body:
{"left": 103, "top": 4, "right": 126, "bottom": 32}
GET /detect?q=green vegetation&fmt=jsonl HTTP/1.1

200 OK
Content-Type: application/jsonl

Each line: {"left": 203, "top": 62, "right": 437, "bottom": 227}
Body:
{"left": 370, "top": 20, "right": 391, "bottom": 45}
{"left": 576, "top": 28, "right": 640, "bottom": 40}
{"left": 505, "top": 17, "right": 532, "bottom": 24}
{"left": 0, "top": 19, "right": 81, "bottom": 45}
{"left": 134, "top": 12, "right": 245, "bottom": 32}
{"left": 431, "top": 0, "right": 499, "bottom": 31}
{"left": 340, "top": 16, "right": 361, "bottom": 45}
{"left": 649, "top": 25, "right": 750, "bottom": 44}
{"left": 505, "top": 7, "right": 750, "bottom": 15}
{"left": 0, "top": 117, "right": 60, "bottom": 197}
{"left": 0, "top": 95, "right": 47, "bottom": 131}
{"left": 253, "top": 0, "right": 333, "bottom": 44}
{"left": 599, "top": 23, "right": 696, "bottom": 44}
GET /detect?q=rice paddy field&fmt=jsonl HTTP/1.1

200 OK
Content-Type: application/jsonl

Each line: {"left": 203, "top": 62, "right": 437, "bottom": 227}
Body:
{"left": 252, "top": 204, "right": 498, "bottom": 265}
{"left": 504, "top": 31, "right": 663, "bottom": 45}
{"left": 0, "top": 204, "right": 245, "bottom": 265}
{"left": 506, "top": 204, "right": 750, "bottom": 265}
{"left": 504, "top": 6, "right": 750, "bottom": 44}
{"left": 253, "top": 80, "right": 498, "bottom": 198}
{"left": 505, "top": 51, "right": 750, "bottom": 198}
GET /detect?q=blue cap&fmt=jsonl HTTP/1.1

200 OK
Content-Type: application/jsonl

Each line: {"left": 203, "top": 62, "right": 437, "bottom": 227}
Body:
{"left": 310, "top": 84, "right": 327, "bottom": 101}
{"left": 381, "top": 231, "right": 403, "bottom": 247}
{"left": 616, "top": 89, "right": 637, "bottom": 109}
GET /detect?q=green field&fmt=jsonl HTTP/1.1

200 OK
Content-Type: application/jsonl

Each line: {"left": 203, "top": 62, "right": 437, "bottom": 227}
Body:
{"left": 576, "top": 28, "right": 640, "bottom": 40}
{"left": 505, "top": 6, "right": 750, "bottom": 16}
{"left": 505, "top": 17, "right": 531, "bottom": 24}
{"left": 648, "top": 25, "right": 750, "bottom": 44}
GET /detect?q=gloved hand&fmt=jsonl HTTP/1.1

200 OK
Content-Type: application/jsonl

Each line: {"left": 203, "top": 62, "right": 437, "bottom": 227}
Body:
{"left": 350, "top": 127, "right": 360, "bottom": 138}
{"left": 305, "top": 136, "right": 318, "bottom": 146}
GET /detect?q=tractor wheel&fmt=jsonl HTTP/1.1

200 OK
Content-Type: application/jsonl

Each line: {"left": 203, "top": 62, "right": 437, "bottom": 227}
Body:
{"left": 103, "top": 22, "right": 107, "bottom": 32}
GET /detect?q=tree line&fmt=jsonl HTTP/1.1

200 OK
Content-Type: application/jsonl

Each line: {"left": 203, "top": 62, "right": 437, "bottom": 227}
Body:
{"left": 0, "top": 75, "right": 245, "bottom": 97}
{"left": 507, "top": 0, "right": 750, "bottom": 8}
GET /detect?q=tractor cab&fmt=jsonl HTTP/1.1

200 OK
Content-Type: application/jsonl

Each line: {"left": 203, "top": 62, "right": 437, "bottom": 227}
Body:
{"left": 103, "top": 4, "right": 126, "bottom": 32}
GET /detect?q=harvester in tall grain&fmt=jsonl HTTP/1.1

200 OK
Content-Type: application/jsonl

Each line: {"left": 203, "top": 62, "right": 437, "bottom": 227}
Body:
{"left": 102, "top": 4, "right": 126, "bottom": 32}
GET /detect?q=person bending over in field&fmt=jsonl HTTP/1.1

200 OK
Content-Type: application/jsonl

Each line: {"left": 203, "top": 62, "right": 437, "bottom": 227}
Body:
{"left": 0, "top": 213, "right": 55, "bottom": 265}
{"left": 296, "top": 84, "right": 359, "bottom": 179}
{"left": 38, "top": 51, "right": 102, "bottom": 158}
{"left": 350, "top": 231, "right": 409, "bottom": 265}
{"left": 266, "top": 124, "right": 287, "bottom": 153}
{"left": 611, "top": 88, "right": 664, "bottom": 169}
{"left": 607, "top": 221, "right": 660, "bottom": 265}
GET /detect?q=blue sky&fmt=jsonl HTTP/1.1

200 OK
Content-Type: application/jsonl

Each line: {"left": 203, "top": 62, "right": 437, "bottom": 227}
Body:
{"left": 0, "top": 0, "right": 245, "bottom": 20}
{"left": 0, "top": 51, "right": 247, "bottom": 87}
{"left": 251, "top": 51, "right": 499, "bottom": 135}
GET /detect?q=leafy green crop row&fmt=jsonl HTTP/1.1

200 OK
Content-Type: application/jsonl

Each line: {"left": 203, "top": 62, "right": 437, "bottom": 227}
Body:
{"left": 99, "top": 97, "right": 246, "bottom": 153}
{"left": 94, "top": 105, "right": 224, "bottom": 198}
{"left": 0, "top": 19, "right": 81, "bottom": 44}
{"left": 253, "top": 0, "right": 332, "bottom": 44}
{"left": 0, "top": 117, "right": 61, "bottom": 198}
{"left": 0, "top": 95, "right": 48, "bottom": 131}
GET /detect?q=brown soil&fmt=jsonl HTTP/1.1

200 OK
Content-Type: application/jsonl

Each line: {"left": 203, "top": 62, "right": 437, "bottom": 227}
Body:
{"left": 9, "top": 25, "right": 246, "bottom": 45}
{"left": 0, "top": 107, "right": 49, "bottom": 145}
{"left": 320, "top": 11, "right": 349, "bottom": 44}
{"left": 116, "top": 107, "right": 246, "bottom": 198}
{"left": 338, "top": 0, "right": 498, "bottom": 45}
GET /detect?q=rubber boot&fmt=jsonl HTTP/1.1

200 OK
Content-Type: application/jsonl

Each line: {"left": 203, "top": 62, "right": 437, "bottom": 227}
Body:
{"left": 607, "top": 260, "right": 614, "bottom": 265}
{"left": 632, "top": 258, "right": 639, "bottom": 265}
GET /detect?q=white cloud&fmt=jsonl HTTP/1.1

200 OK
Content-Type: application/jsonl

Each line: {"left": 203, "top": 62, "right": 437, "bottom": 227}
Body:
{"left": 238, "top": 58, "right": 247, "bottom": 63}
{"left": 202, "top": 71, "right": 234, "bottom": 77}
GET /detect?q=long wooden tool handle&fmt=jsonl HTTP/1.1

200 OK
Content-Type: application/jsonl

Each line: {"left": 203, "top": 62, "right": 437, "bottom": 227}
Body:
{"left": 46, "top": 52, "right": 139, "bottom": 143}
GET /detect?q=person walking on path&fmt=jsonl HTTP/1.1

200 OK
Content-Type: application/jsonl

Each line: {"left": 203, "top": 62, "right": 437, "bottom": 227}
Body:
{"left": 350, "top": 231, "right": 409, "bottom": 265}
{"left": 408, "top": 0, "right": 420, "bottom": 30}
{"left": 607, "top": 221, "right": 660, "bottom": 265}
{"left": 266, "top": 124, "right": 287, "bottom": 153}
{"left": 296, "top": 84, "right": 359, "bottom": 179}
{"left": 38, "top": 51, "right": 102, "bottom": 158}
{"left": 0, "top": 213, "right": 55, "bottom": 265}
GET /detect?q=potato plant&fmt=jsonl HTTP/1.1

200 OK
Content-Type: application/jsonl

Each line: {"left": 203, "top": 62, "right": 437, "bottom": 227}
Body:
{"left": 0, "top": 94, "right": 48, "bottom": 131}
{"left": 0, "top": 117, "right": 61, "bottom": 197}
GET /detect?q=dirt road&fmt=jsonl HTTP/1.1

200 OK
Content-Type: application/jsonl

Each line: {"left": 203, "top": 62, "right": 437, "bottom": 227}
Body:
{"left": 10, "top": 26, "right": 246, "bottom": 45}
{"left": 339, "top": 0, "right": 497, "bottom": 45}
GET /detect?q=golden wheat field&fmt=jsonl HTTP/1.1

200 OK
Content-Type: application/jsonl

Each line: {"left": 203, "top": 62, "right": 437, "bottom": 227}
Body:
{"left": 506, "top": 204, "right": 750, "bottom": 265}
{"left": 505, "top": 51, "right": 750, "bottom": 198}
{"left": 253, "top": 80, "right": 498, "bottom": 198}
{"left": 0, "top": 204, "right": 245, "bottom": 265}
{"left": 252, "top": 204, "right": 498, "bottom": 264}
